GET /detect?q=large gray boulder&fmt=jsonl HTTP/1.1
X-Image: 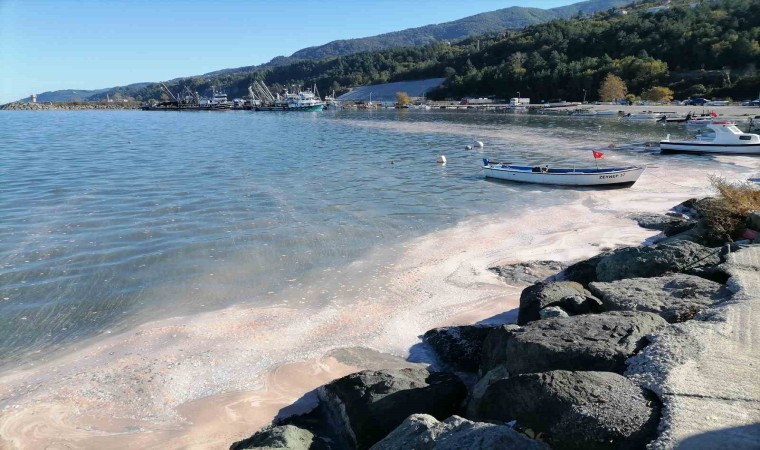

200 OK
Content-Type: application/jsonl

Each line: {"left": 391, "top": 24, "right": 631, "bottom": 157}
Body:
{"left": 489, "top": 260, "right": 565, "bottom": 285}
{"left": 748, "top": 211, "right": 760, "bottom": 231}
{"left": 595, "top": 241, "right": 721, "bottom": 282}
{"left": 479, "top": 324, "right": 521, "bottom": 375}
{"left": 473, "top": 370, "right": 661, "bottom": 450}
{"left": 518, "top": 281, "right": 604, "bottom": 325}
{"left": 632, "top": 213, "right": 691, "bottom": 232}
{"left": 423, "top": 325, "right": 493, "bottom": 372}
{"left": 317, "top": 368, "right": 467, "bottom": 450}
{"left": 465, "top": 364, "right": 511, "bottom": 418}
{"left": 230, "top": 425, "right": 315, "bottom": 450}
{"left": 500, "top": 312, "right": 667, "bottom": 375}
{"left": 562, "top": 252, "right": 609, "bottom": 285}
{"left": 589, "top": 274, "right": 732, "bottom": 323}
{"left": 370, "top": 414, "right": 550, "bottom": 450}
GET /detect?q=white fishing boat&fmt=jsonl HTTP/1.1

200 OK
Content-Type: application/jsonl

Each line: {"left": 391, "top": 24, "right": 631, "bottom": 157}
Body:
{"left": 482, "top": 159, "right": 645, "bottom": 187}
{"left": 660, "top": 123, "right": 760, "bottom": 154}
{"left": 256, "top": 86, "right": 325, "bottom": 111}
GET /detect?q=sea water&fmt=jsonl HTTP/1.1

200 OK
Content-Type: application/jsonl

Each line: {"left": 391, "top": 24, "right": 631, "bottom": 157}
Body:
{"left": 0, "top": 109, "right": 737, "bottom": 369}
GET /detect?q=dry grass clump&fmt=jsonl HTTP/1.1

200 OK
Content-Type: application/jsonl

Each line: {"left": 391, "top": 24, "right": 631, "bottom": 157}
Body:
{"left": 696, "top": 176, "right": 760, "bottom": 243}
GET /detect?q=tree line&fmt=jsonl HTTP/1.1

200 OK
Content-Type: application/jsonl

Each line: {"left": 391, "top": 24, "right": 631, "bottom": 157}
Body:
{"left": 124, "top": 0, "right": 759, "bottom": 103}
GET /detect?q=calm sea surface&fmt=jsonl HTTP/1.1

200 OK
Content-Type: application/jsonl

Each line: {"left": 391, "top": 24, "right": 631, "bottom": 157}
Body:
{"left": 0, "top": 109, "right": 725, "bottom": 368}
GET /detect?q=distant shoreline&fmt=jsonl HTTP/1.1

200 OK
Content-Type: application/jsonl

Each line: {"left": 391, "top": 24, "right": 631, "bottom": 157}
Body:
{"left": 0, "top": 101, "right": 140, "bottom": 111}
{"left": 4, "top": 101, "right": 759, "bottom": 117}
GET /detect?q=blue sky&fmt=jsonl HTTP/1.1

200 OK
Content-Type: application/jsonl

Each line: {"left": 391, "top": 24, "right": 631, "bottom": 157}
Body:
{"left": 0, "top": 0, "right": 576, "bottom": 103}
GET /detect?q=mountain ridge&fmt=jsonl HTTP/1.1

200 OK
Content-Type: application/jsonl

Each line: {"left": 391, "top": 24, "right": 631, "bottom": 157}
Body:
{"left": 17, "top": 0, "right": 626, "bottom": 102}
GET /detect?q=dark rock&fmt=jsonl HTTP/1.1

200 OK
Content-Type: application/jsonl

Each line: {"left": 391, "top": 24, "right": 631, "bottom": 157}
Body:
{"left": 562, "top": 253, "right": 609, "bottom": 285}
{"left": 230, "top": 424, "right": 315, "bottom": 450}
{"left": 589, "top": 274, "right": 732, "bottom": 323}
{"left": 501, "top": 312, "right": 667, "bottom": 375}
{"left": 539, "top": 305, "right": 569, "bottom": 319}
{"left": 663, "top": 219, "right": 698, "bottom": 237}
{"left": 671, "top": 198, "right": 700, "bottom": 218}
{"left": 317, "top": 368, "right": 467, "bottom": 450}
{"left": 595, "top": 241, "right": 721, "bottom": 282}
{"left": 480, "top": 324, "right": 521, "bottom": 375}
{"left": 656, "top": 219, "right": 709, "bottom": 245}
{"left": 631, "top": 213, "right": 690, "bottom": 231}
{"left": 489, "top": 260, "right": 565, "bottom": 285}
{"left": 473, "top": 370, "right": 661, "bottom": 450}
{"left": 685, "top": 264, "right": 731, "bottom": 284}
{"left": 370, "top": 414, "right": 551, "bottom": 450}
{"left": 518, "top": 281, "right": 603, "bottom": 325}
{"left": 748, "top": 212, "right": 760, "bottom": 232}
{"left": 465, "top": 365, "right": 511, "bottom": 418}
{"left": 423, "top": 325, "right": 493, "bottom": 373}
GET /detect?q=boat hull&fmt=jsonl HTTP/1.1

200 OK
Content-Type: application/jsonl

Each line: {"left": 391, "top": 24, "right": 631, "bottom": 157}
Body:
{"left": 482, "top": 165, "right": 645, "bottom": 187}
{"left": 660, "top": 142, "right": 760, "bottom": 155}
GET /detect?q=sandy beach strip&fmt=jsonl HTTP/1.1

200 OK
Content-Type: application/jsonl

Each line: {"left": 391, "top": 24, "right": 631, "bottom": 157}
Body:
{"left": 558, "top": 104, "right": 760, "bottom": 118}
{"left": 0, "top": 158, "right": 756, "bottom": 449}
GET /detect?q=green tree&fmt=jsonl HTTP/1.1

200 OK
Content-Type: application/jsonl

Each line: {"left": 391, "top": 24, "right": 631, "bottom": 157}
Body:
{"left": 598, "top": 73, "right": 627, "bottom": 102}
{"left": 396, "top": 92, "right": 411, "bottom": 105}
{"left": 641, "top": 86, "right": 674, "bottom": 102}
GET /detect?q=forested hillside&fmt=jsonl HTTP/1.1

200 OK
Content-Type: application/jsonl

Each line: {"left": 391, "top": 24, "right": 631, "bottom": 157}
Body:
{"left": 98, "top": 0, "right": 760, "bottom": 103}
{"left": 425, "top": 0, "right": 760, "bottom": 101}
{"left": 203, "top": 0, "right": 625, "bottom": 76}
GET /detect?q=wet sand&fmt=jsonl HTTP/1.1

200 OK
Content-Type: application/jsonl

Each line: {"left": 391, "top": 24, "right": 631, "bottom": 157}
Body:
{"left": 1, "top": 152, "right": 757, "bottom": 449}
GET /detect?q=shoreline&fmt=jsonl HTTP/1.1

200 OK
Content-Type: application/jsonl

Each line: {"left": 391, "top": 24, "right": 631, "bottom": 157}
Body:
{"left": 0, "top": 145, "right": 756, "bottom": 449}
{"left": 554, "top": 104, "right": 760, "bottom": 118}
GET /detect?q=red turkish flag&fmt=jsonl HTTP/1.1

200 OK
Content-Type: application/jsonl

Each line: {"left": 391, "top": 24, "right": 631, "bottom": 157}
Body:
{"left": 592, "top": 150, "right": 604, "bottom": 159}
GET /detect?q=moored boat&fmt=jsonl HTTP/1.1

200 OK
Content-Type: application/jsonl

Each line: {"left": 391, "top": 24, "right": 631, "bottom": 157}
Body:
{"left": 482, "top": 159, "right": 645, "bottom": 187}
{"left": 255, "top": 88, "right": 325, "bottom": 111}
{"left": 623, "top": 112, "right": 665, "bottom": 121}
{"left": 660, "top": 123, "right": 760, "bottom": 154}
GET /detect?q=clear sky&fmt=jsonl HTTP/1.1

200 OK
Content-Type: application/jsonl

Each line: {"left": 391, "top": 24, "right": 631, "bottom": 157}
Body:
{"left": 0, "top": 0, "right": 576, "bottom": 103}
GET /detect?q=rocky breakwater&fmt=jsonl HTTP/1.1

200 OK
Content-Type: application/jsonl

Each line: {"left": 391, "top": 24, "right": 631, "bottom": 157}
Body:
{"left": 0, "top": 101, "right": 140, "bottom": 110}
{"left": 230, "top": 195, "right": 760, "bottom": 449}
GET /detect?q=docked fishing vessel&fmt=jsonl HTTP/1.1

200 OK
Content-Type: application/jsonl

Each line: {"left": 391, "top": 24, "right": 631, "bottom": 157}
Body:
{"left": 660, "top": 123, "right": 760, "bottom": 154}
{"left": 482, "top": 159, "right": 645, "bottom": 187}
{"left": 256, "top": 87, "right": 325, "bottom": 111}
{"left": 198, "top": 86, "right": 232, "bottom": 110}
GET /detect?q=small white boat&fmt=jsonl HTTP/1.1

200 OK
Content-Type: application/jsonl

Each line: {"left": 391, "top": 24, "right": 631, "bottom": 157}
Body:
{"left": 623, "top": 112, "right": 665, "bottom": 121}
{"left": 571, "top": 109, "right": 619, "bottom": 117}
{"left": 482, "top": 159, "right": 645, "bottom": 187}
{"left": 570, "top": 108, "right": 596, "bottom": 117}
{"left": 660, "top": 123, "right": 760, "bottom": 154}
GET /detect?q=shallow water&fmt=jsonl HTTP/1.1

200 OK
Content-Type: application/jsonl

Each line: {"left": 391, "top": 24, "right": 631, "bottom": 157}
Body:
{"left": 0, "top": 109, "right": 750, "bottom": 369}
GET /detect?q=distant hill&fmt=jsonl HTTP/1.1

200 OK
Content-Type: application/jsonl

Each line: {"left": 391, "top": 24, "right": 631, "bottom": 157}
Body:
{"left": 207, "top": 0, "right": 627, "bottom": 75}
{"left": 290, "top": 0, "right": 627, "bottom": 60}
{"left": 21, "top": 83, "right": 151, "bottom": 103}
{"left": 19, "top": 88, "right": 111, "bottom": 103}
{"left": 15, "top": 0, "right": 626, "bottom": 103}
